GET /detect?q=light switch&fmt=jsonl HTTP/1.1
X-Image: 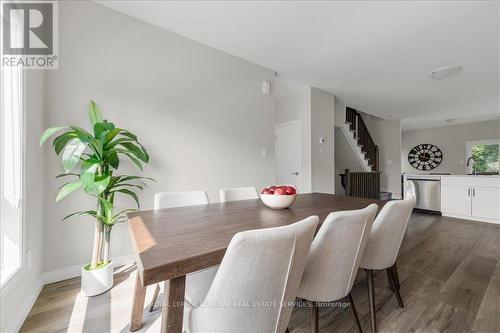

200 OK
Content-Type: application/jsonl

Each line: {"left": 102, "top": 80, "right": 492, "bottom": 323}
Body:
{"left": 260, "top": 149, "right": 267, "bottom": 158}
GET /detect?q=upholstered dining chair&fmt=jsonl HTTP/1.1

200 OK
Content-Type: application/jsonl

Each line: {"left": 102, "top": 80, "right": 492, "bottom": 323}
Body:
{"left": 183, "top": 216, "right": 319, "bottom": 333}
{"left": 404, "top": 180, "right": 416, "bottom": 200}
{"left": 219, "top": 186, "right": 259, "bottom": 202}
{"left": 149, "top": 190, "right": 210, "bottom": 312}
{"left": 297, "top": 204, "right": 378, "bottom": 333}
{"left": 359, "top": 196, "right": 416, "bottom": 333}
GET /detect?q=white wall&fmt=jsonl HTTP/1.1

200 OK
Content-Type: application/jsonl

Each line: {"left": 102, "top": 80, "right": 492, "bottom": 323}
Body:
{"left": 402, "top": 120, "right": 500, "bottom": 175}
{"left": 334, "top": 98, "right": 347, "bottom": 126}
{"left": 361, "top": 113, "right": 402, "bottom": 198}
{"left": 275, "top": 87, "right": 335, "bottom": 193}
{"left": 42, "top": 1, "right": 276, "bottom": 274}
{"left": 1, "top": 71, "right": 45, "bottom": 333}
{"left": 311, "top": 88, "right": 335, "bottom": 193}
{"left": 275, "top": 87, "right": 312, "bottom": 192}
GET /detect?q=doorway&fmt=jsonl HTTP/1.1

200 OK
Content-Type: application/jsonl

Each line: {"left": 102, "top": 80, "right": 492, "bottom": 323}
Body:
{"left": 275, "top": 120, "right": 302, "bottom": 191}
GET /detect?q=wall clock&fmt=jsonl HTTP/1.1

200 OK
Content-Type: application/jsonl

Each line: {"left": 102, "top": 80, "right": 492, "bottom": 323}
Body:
{"left": 408, "top": 144, "right": 443, "bottom": 171}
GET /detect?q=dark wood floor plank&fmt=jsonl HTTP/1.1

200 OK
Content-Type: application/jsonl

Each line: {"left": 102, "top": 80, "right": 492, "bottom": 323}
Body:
{"left": 471, "top": 227, "right": 500, "bottom": 260}
{"left": 377, "top": 273, "right": 445, "bottom": 333}
{"left": 472, "top": 259, "right": 500, "bottom": 333}
{"left": 438, "top": 253, "right": 496, "bottom": 316}
{"left": 409, "top": 301, "right": 476, "bottom": 333}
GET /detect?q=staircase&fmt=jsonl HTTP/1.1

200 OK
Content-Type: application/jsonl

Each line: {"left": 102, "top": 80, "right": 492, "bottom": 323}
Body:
{"left": 345, "top": 107, "right": 379, "bottom": 172}
{"left": 339, "top": 107, "right": 381, "bottom": 199}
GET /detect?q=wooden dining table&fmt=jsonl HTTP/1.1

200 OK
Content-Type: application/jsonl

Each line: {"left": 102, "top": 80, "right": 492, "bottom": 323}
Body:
{"left": 127, "top": 193, "right": 386, "bottom": 333}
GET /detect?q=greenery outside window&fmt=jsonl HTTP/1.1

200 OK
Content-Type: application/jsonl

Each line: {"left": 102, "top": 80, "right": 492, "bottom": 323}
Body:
{"left": 466, "top": 139, "right": 500, "bottom": 174}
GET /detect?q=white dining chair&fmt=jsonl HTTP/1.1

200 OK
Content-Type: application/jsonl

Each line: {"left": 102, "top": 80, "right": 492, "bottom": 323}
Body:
{"left": 297, "top": 204, "right": 378, "bottom": 333}
{"left": 219, "top": 186, "right": 259, "bottom": 202}
{"left": 154, "top": 190, "right": 209, "bottom": 209}
{"left": 183, "top": 216, "right": 319, "bottom": 333}
{"left": 359, "top": 196, "right": 416, "bottom": 333}
{"left": 404, "top": 180, "right": 416, "bottom": 200}
{"left": 149, "top": 190, "right": 210, "bottom": 312}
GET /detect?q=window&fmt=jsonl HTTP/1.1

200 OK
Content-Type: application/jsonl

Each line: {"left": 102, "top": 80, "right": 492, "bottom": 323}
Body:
{"left": 1, "top": 9, "right": 24, "bottom": 287}
{"left": 466, "top": 140, "right": 500, "bottom": 175}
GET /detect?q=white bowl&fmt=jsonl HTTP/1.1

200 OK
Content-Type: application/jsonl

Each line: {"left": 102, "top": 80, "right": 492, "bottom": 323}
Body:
{"left": 260, "top": 194, "right": 297, "bottom": 209}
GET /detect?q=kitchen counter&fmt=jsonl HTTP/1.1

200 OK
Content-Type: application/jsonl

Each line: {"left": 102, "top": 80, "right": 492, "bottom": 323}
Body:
{"left": 440, "top": 176, "right": 499, "bottom": 223}
{"left": 403, "top": 174, "right": 500, "bottom": 224}
{"left": 404, "top": 174, "right": 500, "bottom": 178}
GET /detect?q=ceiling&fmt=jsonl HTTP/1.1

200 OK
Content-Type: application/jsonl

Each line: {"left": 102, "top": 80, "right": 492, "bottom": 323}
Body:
{"left": 98, "top": 1, "right": 499, "bottom": 131}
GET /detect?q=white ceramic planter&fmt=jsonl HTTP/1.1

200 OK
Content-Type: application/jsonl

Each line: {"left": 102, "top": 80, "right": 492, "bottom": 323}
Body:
{"left": 81, "top": 261, "right": 114, "bottom": 297}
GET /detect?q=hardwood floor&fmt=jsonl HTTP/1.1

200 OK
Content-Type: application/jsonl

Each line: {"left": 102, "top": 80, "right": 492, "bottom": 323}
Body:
{"left": 20, "top": 213, "right": 500, "bottom": 333}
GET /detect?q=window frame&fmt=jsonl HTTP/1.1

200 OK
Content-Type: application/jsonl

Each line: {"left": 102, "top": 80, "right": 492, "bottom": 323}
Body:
{"left": 465, "top": 139, "right": 500, "bottom": 174}
{"left": 0, "top": 8, "right": 26, "bottom": 289}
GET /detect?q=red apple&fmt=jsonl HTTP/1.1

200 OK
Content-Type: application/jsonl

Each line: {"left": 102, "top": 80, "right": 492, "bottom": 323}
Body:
{"left": 274, "top": 188, "right": 286, "bottom": 195}
{"left": 261, "top": 188, "right": 273, "bottom": 195}
{"left": 285, "top": 187, "right": 296, "bottom": 195}
{"left": 269, "top": 186, "right": 277, "bottom": 190}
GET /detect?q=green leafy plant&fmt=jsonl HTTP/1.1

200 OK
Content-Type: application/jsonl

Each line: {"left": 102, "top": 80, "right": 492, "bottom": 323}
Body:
{"left": 40, "top": 101, "right": 153, "bottom": 269}
{"left": 472, "top": 144, "right": 499, "bottom": 173}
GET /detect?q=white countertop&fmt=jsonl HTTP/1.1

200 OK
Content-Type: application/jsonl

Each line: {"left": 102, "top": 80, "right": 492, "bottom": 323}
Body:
{"left": 404, "top": 174, "right": 500, "bottom": 178}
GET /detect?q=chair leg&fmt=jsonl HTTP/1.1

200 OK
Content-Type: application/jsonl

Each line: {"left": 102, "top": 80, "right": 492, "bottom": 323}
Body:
{"left": 391, "top": 263, "right": 401, "bottom": 290}
{"left": 386, "top": 269, "right": 394, "bottom": 291}
{"left": 149, "top": 283, "right": 161, "bottom": 312}
{"left": 311, "top": 301, "right": 318, "bottom": 333}
{"left": 387, "top": 268, "right": 404, "bottom": 308}
{"left": 365, "top": 269, "right": 377, "bottom": 333}
{"left": 347, "top": 293, "right": 363, "bottom": 333}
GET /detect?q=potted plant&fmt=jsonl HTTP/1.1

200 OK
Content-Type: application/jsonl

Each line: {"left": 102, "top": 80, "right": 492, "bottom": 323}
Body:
{"left": 40, "top": 100, "right": 152, "bottom": 296}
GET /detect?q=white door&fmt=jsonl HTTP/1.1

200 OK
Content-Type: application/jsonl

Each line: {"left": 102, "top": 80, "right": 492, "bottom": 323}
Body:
{"left": 441, "top": 185, "right": 471, "bottom": 216}
{"left": 472, "top": 187, "right": 500, "bottom": 221}
{"left": 276, "top": 120, "right": 302, "bottom": 191}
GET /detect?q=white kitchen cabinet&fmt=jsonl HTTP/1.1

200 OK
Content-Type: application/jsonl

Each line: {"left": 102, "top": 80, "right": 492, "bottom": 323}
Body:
{"left": 472, "top": 187, "right": 500, "bottom": 221}
{"left": 441, "top": 176, "right": 500, "bottom": 224}
{"left": 441, "top": 185, "right": 471, "bottom": 217}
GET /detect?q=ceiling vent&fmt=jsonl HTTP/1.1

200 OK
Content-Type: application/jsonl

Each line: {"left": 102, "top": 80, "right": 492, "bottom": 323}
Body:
{"left": 430, "top": 65, "right": 463, "bottom": 80}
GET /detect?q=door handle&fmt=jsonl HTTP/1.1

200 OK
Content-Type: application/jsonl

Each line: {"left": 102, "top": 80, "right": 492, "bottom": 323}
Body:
{"left": 472, "top": 188, "right": 475, "bottom": 197}
{"left": 468, "top": 188, "right": 470, "bottom": 197}
{"left": 290, "top": 172, "right": 299, "bottom": 175}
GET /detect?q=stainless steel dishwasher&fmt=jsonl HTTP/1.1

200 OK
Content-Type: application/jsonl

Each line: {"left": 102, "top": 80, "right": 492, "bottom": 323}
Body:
{"left": 407, "top": 176, "right": 441, "bottom": 212}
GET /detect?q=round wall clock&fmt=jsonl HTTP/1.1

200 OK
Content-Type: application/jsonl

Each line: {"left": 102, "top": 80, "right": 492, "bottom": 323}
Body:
{"left": 408, "top": 144, "right": 443, "bottom": 171}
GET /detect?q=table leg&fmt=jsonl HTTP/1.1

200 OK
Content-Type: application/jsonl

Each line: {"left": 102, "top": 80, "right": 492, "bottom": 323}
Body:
{"left": 130, "top": 271, "right": 147, "bottom": 331}
{"left": 160, "top": 275, "right": 186, "bottom": 333}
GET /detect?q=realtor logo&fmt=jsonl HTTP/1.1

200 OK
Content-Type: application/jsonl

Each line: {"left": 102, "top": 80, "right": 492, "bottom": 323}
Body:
{"left": 1, "top": 1, "right": 58, "bottom": 69}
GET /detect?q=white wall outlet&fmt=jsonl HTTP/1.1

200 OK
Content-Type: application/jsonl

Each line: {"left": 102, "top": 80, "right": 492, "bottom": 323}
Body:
{"left": 260, "top": 148, "right": 267, "bottom": 158}
{"left": 262, "top": 81, "right": 271, "bottom": 95}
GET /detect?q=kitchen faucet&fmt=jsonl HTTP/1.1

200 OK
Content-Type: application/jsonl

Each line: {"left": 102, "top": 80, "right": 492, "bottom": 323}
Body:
{"left": 466, "top": 156, "right": 476, "bottom": 175}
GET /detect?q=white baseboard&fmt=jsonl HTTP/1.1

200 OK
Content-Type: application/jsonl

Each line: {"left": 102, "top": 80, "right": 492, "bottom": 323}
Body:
{"left": 43, "top": 254, "right": 135, "bottom": 285}
{"left": 5, "top": 278, "right": 43, "bottom": 333}
{"left": 442, "top": 213, "right": 500, "bottom": 225}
